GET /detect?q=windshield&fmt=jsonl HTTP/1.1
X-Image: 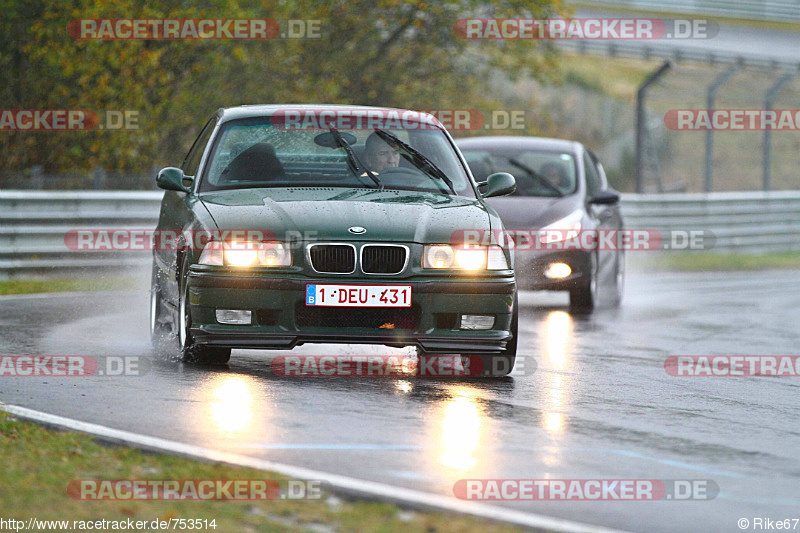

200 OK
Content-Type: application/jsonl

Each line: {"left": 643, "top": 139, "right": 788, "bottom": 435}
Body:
{"left": 461, "top": 149, "right": 578, "bottom": 197}
{"left": 198, "top": 117, "right": 475, "bottom": 197}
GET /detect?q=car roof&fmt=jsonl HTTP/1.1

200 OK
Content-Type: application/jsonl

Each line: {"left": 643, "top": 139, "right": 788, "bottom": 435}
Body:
{"left": 215, "top": 104, "right": 443, "bottom": 128}
{"left": 455, "top": 135, "right": 582, "bottom": 154}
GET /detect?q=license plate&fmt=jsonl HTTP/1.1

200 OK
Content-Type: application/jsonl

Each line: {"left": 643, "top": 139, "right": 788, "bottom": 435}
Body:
{"left": 306, "top": 284, "right": 412, "bottom": 307}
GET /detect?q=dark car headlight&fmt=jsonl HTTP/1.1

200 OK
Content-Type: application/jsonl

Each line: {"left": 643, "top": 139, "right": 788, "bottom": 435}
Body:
{"left": 199, "top": 241, "right": 292, "bottom": 267}
{"left": 423, "top": 244, "right": 509, "bottom": 270}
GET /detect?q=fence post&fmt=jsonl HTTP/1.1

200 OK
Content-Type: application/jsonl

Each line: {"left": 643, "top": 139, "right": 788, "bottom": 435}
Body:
{"left": 763, "top": 72, "right": 794, "bottom": 191}
{"left": 93, "top": 167, "right": 106, "bottom": 190}
{"left": 704, "top": 65, "right": 738, "bottom": 193}
{"left": 636, "top": 61, "right": 672, "bottom": 194}
{"left": 30, "top": 165, "right": 44, "bottom": 189}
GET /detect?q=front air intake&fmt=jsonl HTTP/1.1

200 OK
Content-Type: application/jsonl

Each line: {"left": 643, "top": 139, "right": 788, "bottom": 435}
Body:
{"left": 361, "top": 245, "right": 407, "bottom": 274}
{"left": 308, "top": 244, "right": 356, "bottom": 273}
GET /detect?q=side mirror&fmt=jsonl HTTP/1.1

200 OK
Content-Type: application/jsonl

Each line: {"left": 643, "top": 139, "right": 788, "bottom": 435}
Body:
{"left": 481, "top": 172, "right": 516, "bottom": 199}
{"left": 589, "top": 190, "right": 620, "bottom": 205}
{"left": 156, "top": 167, "right": 192, "bottom": 192}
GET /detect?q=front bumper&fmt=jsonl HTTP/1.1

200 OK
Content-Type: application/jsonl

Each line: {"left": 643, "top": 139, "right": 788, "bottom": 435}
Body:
{"left": 513, "top": 250, "right": 592, "bottom": 291}
{"left": 186, "top": 266, "right": 515, "bottom": 353}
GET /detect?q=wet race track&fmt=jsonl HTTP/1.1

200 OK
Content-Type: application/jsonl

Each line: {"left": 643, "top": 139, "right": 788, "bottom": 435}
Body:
{"left": 1, "top": 270, "right": 799, "bottom": 532}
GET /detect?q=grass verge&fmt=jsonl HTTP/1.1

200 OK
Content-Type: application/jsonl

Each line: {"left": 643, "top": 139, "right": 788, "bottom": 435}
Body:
{"left": 560, "top": 54, "right": 656, "bottom": 100}
{"left": 0, "top": 412, "right": 522, "bottom": 533}
{"left": 0, "top": 277, "right": 135, "bottom": 296}
{"left": 631, "top": 251, "right": 800, "bottom": 271}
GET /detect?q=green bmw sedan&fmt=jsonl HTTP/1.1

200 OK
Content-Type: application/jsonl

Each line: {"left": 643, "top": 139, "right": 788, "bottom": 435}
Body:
{"left": 150, "top": 105, "right": 518, "bottom": 376}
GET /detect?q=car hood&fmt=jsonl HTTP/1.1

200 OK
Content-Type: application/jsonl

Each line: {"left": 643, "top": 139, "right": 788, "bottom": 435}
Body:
{"left": 485, "top": 195, "right": 583, "bottom": 229}
{"left": 199, "top": 187, "right": 491, "bottom": 243}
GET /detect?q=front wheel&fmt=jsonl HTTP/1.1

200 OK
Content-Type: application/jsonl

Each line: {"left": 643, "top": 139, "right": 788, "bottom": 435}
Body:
{"left": 570, "top": 253, "right": 598, "bottom": 312}
{"left": 609, "top": 251, "right": 624, "bottom": 308}
{"left": 150, "top": 262, "right": 171, "bottom": 352}
{"left": 178, "top": 257, "right": 231, "bottom": 365}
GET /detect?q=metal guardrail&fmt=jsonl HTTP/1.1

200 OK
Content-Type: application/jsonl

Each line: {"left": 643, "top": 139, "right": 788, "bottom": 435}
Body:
{"left": 621, "top": 191, "right": 800, "bottom": 253}
{"left": 1, "top": 190, "right": 798, "bottom": 278}
{"left": 574, "top": 0, "right": 800, "bottom": 23}
{"left": 555, "top": 40, "right": 800, "bottom": 71}
{"left": 0, "top": 191, "right": 161, "bottom": 279}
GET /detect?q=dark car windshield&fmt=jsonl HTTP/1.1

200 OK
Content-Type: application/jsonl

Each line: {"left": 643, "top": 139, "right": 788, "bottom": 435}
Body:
{"left": 461, "top": 148, "right": 578, "bottom": 197}
{"left": 198, "top": 117, "right": 475, "bottom": 197}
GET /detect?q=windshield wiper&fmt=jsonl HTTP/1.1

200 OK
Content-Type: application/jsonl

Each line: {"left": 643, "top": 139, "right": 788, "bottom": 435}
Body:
{"left": 507, "top": 158, "right": 563, "bottom": 197}
{"left": 373, "top": 129, "right": 456, "bottom": 195}
{"left": 329, "top": 126, "right": 383, "bottom": 189}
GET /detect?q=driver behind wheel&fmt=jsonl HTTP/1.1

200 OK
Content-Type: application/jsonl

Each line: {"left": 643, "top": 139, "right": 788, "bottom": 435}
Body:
{"left": 364, "top": 132, "right": 400, "bottom": 173}
{"left": 540, "top": 161, "right": 571, "bottom": 191}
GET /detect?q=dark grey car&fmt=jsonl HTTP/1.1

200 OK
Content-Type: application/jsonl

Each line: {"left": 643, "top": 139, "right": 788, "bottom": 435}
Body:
{"left": 456, "top": 136, "right": 624, "bottom": 312}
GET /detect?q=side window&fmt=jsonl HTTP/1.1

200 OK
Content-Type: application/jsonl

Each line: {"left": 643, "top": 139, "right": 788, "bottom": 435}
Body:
{"left": 583, "top": 152, "right": 601, "bottom": 198}
{"left": 588, "top": 150, "right": 608, "bottom": 190}
{"left": 461, "top": 151, "right": 494, "bottom": 182}
{"left": 182, "top": 118, "right": 216, "bottom": 177}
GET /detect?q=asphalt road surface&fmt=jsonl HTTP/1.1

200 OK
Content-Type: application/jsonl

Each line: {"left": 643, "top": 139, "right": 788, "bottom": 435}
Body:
{"left": 1, "top": 269, "right": 799, "bottom": 532}
{"left": 576, "top": 8, "right": 800, "bottom": 65}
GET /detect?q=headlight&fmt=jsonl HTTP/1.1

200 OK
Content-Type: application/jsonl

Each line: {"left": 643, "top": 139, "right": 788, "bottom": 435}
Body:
{"left": 423, "top": 245, "right": 455, "bottom": 269}
{"left": 539, "top": 210, "right": 582, "bottom": 244}
{"left": 487, "top": 246, "right": 510, "bottom": 269}
{"left": 423, "top": 245, "right": 508, "bottom": 270}
{"left": 199, "top": 241, "right": 291, "bottom": 267}
{"left": 454, "top": 246, "right": 486, "bottom": 270}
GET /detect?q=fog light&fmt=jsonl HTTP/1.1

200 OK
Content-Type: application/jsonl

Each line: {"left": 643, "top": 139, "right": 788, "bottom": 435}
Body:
{"left": 216, "top": 309, "right": 252, "bottom": 325}
{"left": 544, "top": 262, "right": 571, "bottom": 279}
{"left": 460, "top": 315, "right": 495, "bottom": 330}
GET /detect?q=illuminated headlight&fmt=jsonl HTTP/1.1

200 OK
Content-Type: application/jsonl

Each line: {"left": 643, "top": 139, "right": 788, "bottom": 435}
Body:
{"left": 423, "top": 245, "right": 455, "bottom": 269}
{"left": 454, "top": 246, "right": 486, "bottom": 270}
{"left": 544, "top": 262, "right": 572, "bottom": 279}
{"left": 199, "top": 241, "right": 291, "bottom": 267}
{"left": 423, "top": 245, "right": 508, "bottom": 270}
{"left": 256, "top": 242, "right": 291, "bottom": 266}
{"left": 539, "top": 210, "right": 582, "bottom": 244}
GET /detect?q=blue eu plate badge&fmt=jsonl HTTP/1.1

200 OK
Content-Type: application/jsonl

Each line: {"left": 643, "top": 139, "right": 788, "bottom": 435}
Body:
{"left": 306, "top": 284, "right": 316, "bottom": 305}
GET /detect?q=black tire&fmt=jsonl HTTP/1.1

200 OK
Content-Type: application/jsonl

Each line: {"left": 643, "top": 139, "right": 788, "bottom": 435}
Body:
{"left": 149, "top": 261, "right": 171, "bottom": 352}
{"left": 609, "top": 251, "right": 624, "bottom": 308}
{"left": 570, "top": 252, "right": 598, "bottom": 312}
{"left": 178, "top": 256, "right": 231, "bottom": 365}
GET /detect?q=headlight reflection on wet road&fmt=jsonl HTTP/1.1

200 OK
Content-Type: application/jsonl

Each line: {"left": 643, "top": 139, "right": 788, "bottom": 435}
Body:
{"left": 542, "top": 311, "right": 574, "bottom": 436}
{"left": 204, "top": 375, "right": 259, "bottom": 437}
{"left": 438, "top": 388, "right": 482, "bottom": 471}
